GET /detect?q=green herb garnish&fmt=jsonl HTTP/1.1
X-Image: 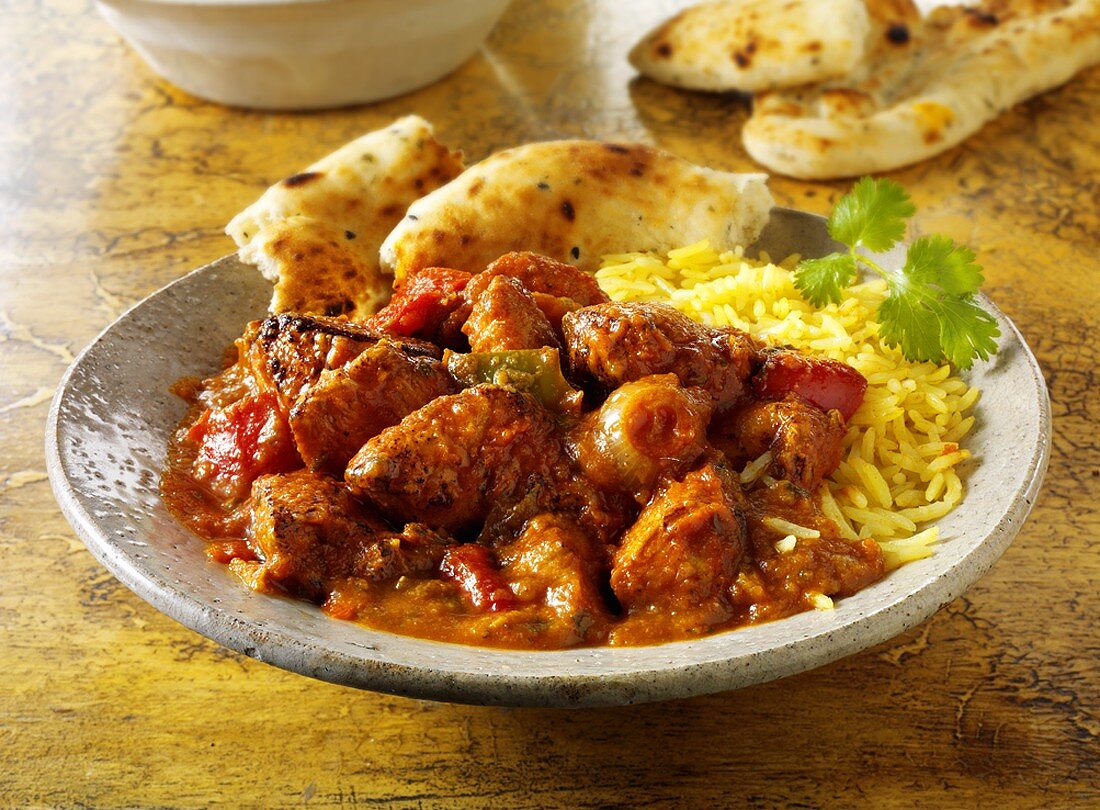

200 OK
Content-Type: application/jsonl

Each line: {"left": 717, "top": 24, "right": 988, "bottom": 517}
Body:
{"left": 794, "top": 177, "right": 1000, "bottom": 369}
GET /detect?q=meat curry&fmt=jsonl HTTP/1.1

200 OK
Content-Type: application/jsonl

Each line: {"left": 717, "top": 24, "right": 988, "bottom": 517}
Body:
{"left": 163, "top": 251, "right": 884, "bottom": 648}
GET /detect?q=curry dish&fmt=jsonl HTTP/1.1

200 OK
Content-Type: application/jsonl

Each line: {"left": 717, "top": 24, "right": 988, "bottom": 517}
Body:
{"left": 163, "top": 251, "right": 885, "bottom": 648}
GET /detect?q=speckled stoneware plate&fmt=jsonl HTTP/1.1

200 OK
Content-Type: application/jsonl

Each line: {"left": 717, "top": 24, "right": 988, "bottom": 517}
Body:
{"left": 46, "top": 209, "right": 1051, "bottom": 707}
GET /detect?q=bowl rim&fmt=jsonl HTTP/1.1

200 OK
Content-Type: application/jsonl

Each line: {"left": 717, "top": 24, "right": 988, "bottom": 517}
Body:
{"left": 96, "top": 0, "right": 502, "bottom": 10}
{"left": 45, "top": 207, "right": 1052, "bottom": 707}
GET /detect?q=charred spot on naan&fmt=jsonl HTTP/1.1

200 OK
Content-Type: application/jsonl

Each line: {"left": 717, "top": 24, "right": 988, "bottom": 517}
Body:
{"left": 912, "top": 101, "right": 956, "bottom": 145}
{"left": 886, "top": 23, "right": 912, "bottom": 44}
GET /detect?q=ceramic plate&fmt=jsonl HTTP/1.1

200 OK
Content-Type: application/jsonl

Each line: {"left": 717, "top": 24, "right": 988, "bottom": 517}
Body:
{"left": 46, "top": 209, "right": 1051, "bottom": 707}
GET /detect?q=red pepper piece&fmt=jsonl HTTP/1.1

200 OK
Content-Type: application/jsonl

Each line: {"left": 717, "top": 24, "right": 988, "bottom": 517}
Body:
{"left": 439, "top": 544, "right": 518, "bottom": 612}
{"left": 752, "top": 350, "right": 867, "bottom": 421}
{"left": 368, "top": 267, "right": 472, "bottom": 337}
{"left": 189, "top": 391, "right": 300, "bottom": 498}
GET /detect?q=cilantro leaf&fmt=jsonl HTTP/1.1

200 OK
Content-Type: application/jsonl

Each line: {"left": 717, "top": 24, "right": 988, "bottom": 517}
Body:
{"left": 878, "top": 277, "right": 1000, "bottom": 370}
{"left": 793, "top": 252, "right": 857, "bottom": 306}
{"left": 828, "top": 177, "right": 915, "bottom": 253}
{"left": 794, "top": 176, "right": 1000, "bottom": 369}
{"left": 903, "top": 234, "right": 984, "bottom": 295}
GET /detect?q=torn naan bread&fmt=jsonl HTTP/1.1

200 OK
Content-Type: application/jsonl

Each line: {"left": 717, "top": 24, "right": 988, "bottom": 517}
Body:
{"left": 379, "top": 141, "right": 774, "bottom": 280}
{"left": 743, "top": 0, "right": 1100, "bottom": 179}
{"left": 227, "top": 115, "right": 464, "bottom": 318}
{"left": 630, "top": 0, "right": 873, "bottom": 93}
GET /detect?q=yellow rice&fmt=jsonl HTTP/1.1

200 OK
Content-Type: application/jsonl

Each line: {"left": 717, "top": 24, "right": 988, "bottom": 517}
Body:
{"left": 597, "top": 240, "right": 981, "bottom": 570}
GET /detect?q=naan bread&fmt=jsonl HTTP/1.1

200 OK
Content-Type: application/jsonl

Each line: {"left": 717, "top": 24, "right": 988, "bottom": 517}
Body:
{"left": 630, "top": 0, "right": 872, "bottom": 93}
{"left": 227, "top": 116, "right": 465, "bottom": 318}
{"left": 743, "top": 0, "right": 1100, "bottom": 179}
{"left": 379, "top": 141, "right": 774, "bottom": 280}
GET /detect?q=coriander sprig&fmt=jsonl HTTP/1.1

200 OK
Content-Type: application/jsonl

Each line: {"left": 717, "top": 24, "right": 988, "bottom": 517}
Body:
{"left": 794, "top": 177, "right": 1000, "bottom": 370}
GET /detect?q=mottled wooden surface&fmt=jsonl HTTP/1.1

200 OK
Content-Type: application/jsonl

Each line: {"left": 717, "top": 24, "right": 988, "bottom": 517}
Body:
{"left": 2, "top": 0, "right": 1097, "bottom": 806}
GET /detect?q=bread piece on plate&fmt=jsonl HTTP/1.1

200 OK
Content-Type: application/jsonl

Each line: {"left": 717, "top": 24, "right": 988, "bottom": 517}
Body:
{"left": 743, "top": 0, "right": 1100, "bottom": 179}
{"left": 227, "top": 116, "right": 465, "bottom": 319}
{"left": 630, "top": 0, "right": 872, "bottom": 93}
{"left": 379, "top": 140, "right": 774, "bottom": 281}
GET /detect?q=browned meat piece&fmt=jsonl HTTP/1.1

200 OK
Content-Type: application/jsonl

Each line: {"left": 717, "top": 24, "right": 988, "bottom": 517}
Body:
{"left": 567, "top": 374, "right": 713, "bottom": 503}
{"left": 477, "top": 473, "right": 632, "bottom": 550}
{"left": 462, "top": 275, "right": 560, "bottom": 352}
{"left": 443, "top": 252, "right": 611, "bottom": 345}
{"left": 248, "top": 471, "right": 446, "bottom": 601}
{"left": 734, "top": 481, "right": 885, "bottom": 618}
{"left": 244, "top": 313, "right": 439, "bottom": 406}
{"left": 530, "top": 292, "right": 583, "bottom": 341}
{"left": 712, "top": 395, "right": 847, "bottom": 491}
{"left": 345, "top": 385, "right": 564, "bottom": 531}
{"left": 562, "top": 302, "right": 759, "bottom": 410}
{"left": 352, "top": 522, "right": 449, "bottom": 586}
{"left": 611, "top": 458, "right": 747, "bottom": 633}
{"left": 289, "top": 341, "right": 456, "bottom": 475}
{"left": 498, "top": 514, "right": 612, "bottom": 645}
{"left": 248, "top": 471, "right": 377, "bottom": 599}
{"left": 477, "top": 251, "right": 609, "bottom": 306}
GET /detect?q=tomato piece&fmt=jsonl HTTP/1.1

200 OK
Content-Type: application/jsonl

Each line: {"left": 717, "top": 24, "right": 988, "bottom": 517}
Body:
{"left": 368, "top": 267, "right": 472, "bottom": 337}
{"left": 189, "top": 391, "right": 300, "bottom": 500}
{"left": 439, "top": 544, "right": 518, "bottom": 612}
{"left": 752, "top": 350, "right": 867, "bottom": 421}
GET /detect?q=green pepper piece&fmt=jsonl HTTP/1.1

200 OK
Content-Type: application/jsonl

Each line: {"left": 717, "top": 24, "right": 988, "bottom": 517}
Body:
{"left": 445, "top": 348, "right": 581, "bottom": 413}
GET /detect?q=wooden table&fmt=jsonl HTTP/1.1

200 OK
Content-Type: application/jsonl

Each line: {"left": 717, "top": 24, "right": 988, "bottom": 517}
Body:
{"left": 3, "top": 0, "right": 1097, "bottom": 805}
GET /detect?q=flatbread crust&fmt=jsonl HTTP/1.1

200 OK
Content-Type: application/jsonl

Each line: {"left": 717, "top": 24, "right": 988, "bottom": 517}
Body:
{"left": 630, "top": 0, "right": 872, "bottom": 93}
{"left": 742, "top": 0, "right": 1100, "bottom": 179}
{"left": 227, "top": 116, "right": 465, "bottom": 318}
{"left": 379, "top": 140, "right": 774, "bottom": 281}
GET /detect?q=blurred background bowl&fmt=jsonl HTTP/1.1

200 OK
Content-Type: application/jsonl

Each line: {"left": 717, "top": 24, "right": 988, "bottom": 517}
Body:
{"left": 94, "top": 0, "right": 513, "bottom": 110}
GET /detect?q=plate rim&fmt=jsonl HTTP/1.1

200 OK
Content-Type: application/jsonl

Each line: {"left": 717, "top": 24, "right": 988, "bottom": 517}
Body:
{"left": 45, "top": 208, "right": 1053, "bottom": 707}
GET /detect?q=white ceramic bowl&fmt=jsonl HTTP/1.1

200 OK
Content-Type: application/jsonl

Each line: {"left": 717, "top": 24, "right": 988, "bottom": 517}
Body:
{"left": 94, "top": 0, "right": 513, "bottom": 110}
{"left": 46, "top": 210, "right": 1050, "bottom": 707}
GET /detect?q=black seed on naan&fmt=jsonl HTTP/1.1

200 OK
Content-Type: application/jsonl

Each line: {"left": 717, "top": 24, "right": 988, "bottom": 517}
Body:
{"left": 886, "top": 24, "right": 910, "bottom": 44}
{"left": 283, "top": 171, "right": 323, "bottom": 187}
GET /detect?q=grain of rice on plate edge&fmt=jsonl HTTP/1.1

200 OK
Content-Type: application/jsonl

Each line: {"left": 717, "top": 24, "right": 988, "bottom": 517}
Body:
{"left": 597, "top": 240, "right": 981, "bottom": 576}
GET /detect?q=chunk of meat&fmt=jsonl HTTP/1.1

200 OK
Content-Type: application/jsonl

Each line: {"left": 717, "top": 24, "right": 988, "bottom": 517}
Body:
{"left": 446, "top": 251, "right": 612, "bottom": 344}
{"left": 289, "top": 340, "right": 456, "bottom": 475}
{"left": 247, "top": 470, "right": 444, "bottom": 601}
{"left": 713, "top": 395, "right": 847, "bottom": 491}
{"left": 477, "top": 474, "right": 632, "bottom": 550}
{"left": 568, "top": 374, "right": 713, "bottom": 503}
{"left": 563, "top": 302, "right": 759, "bottom": 409}
{"left": 351, "top": 522, "right": 448, "bottom": 585}
{"left": 731, "top": 480, "right": 885, "bottom": 622}
{"left": 475, "top": 252, "right": 609, "bottom": 306}
{"left": 345, "top": 385, "right": 564, "bottom": 531}
{"left": 752, "top": 348, "right": 867, "bottom": 421}
{"left": 462, "top": 275, "right": 560, "bottom": 352}
{"left": 367, "top": 266, "right": 472, "bottom": 340}
{"left": 530, "top": 292, "right": 584, "bottom": 343}
{"left": 611, "top": 458, "right": 748, "bottom": 633}
{"left": 498, "top": 514, "right": 611, "bottom": 645}
{"left": 245, "top": 313, "right": 439, "bottom": 406}
{"left": 439, "top": 544, "right": 518, "bottom": 612}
